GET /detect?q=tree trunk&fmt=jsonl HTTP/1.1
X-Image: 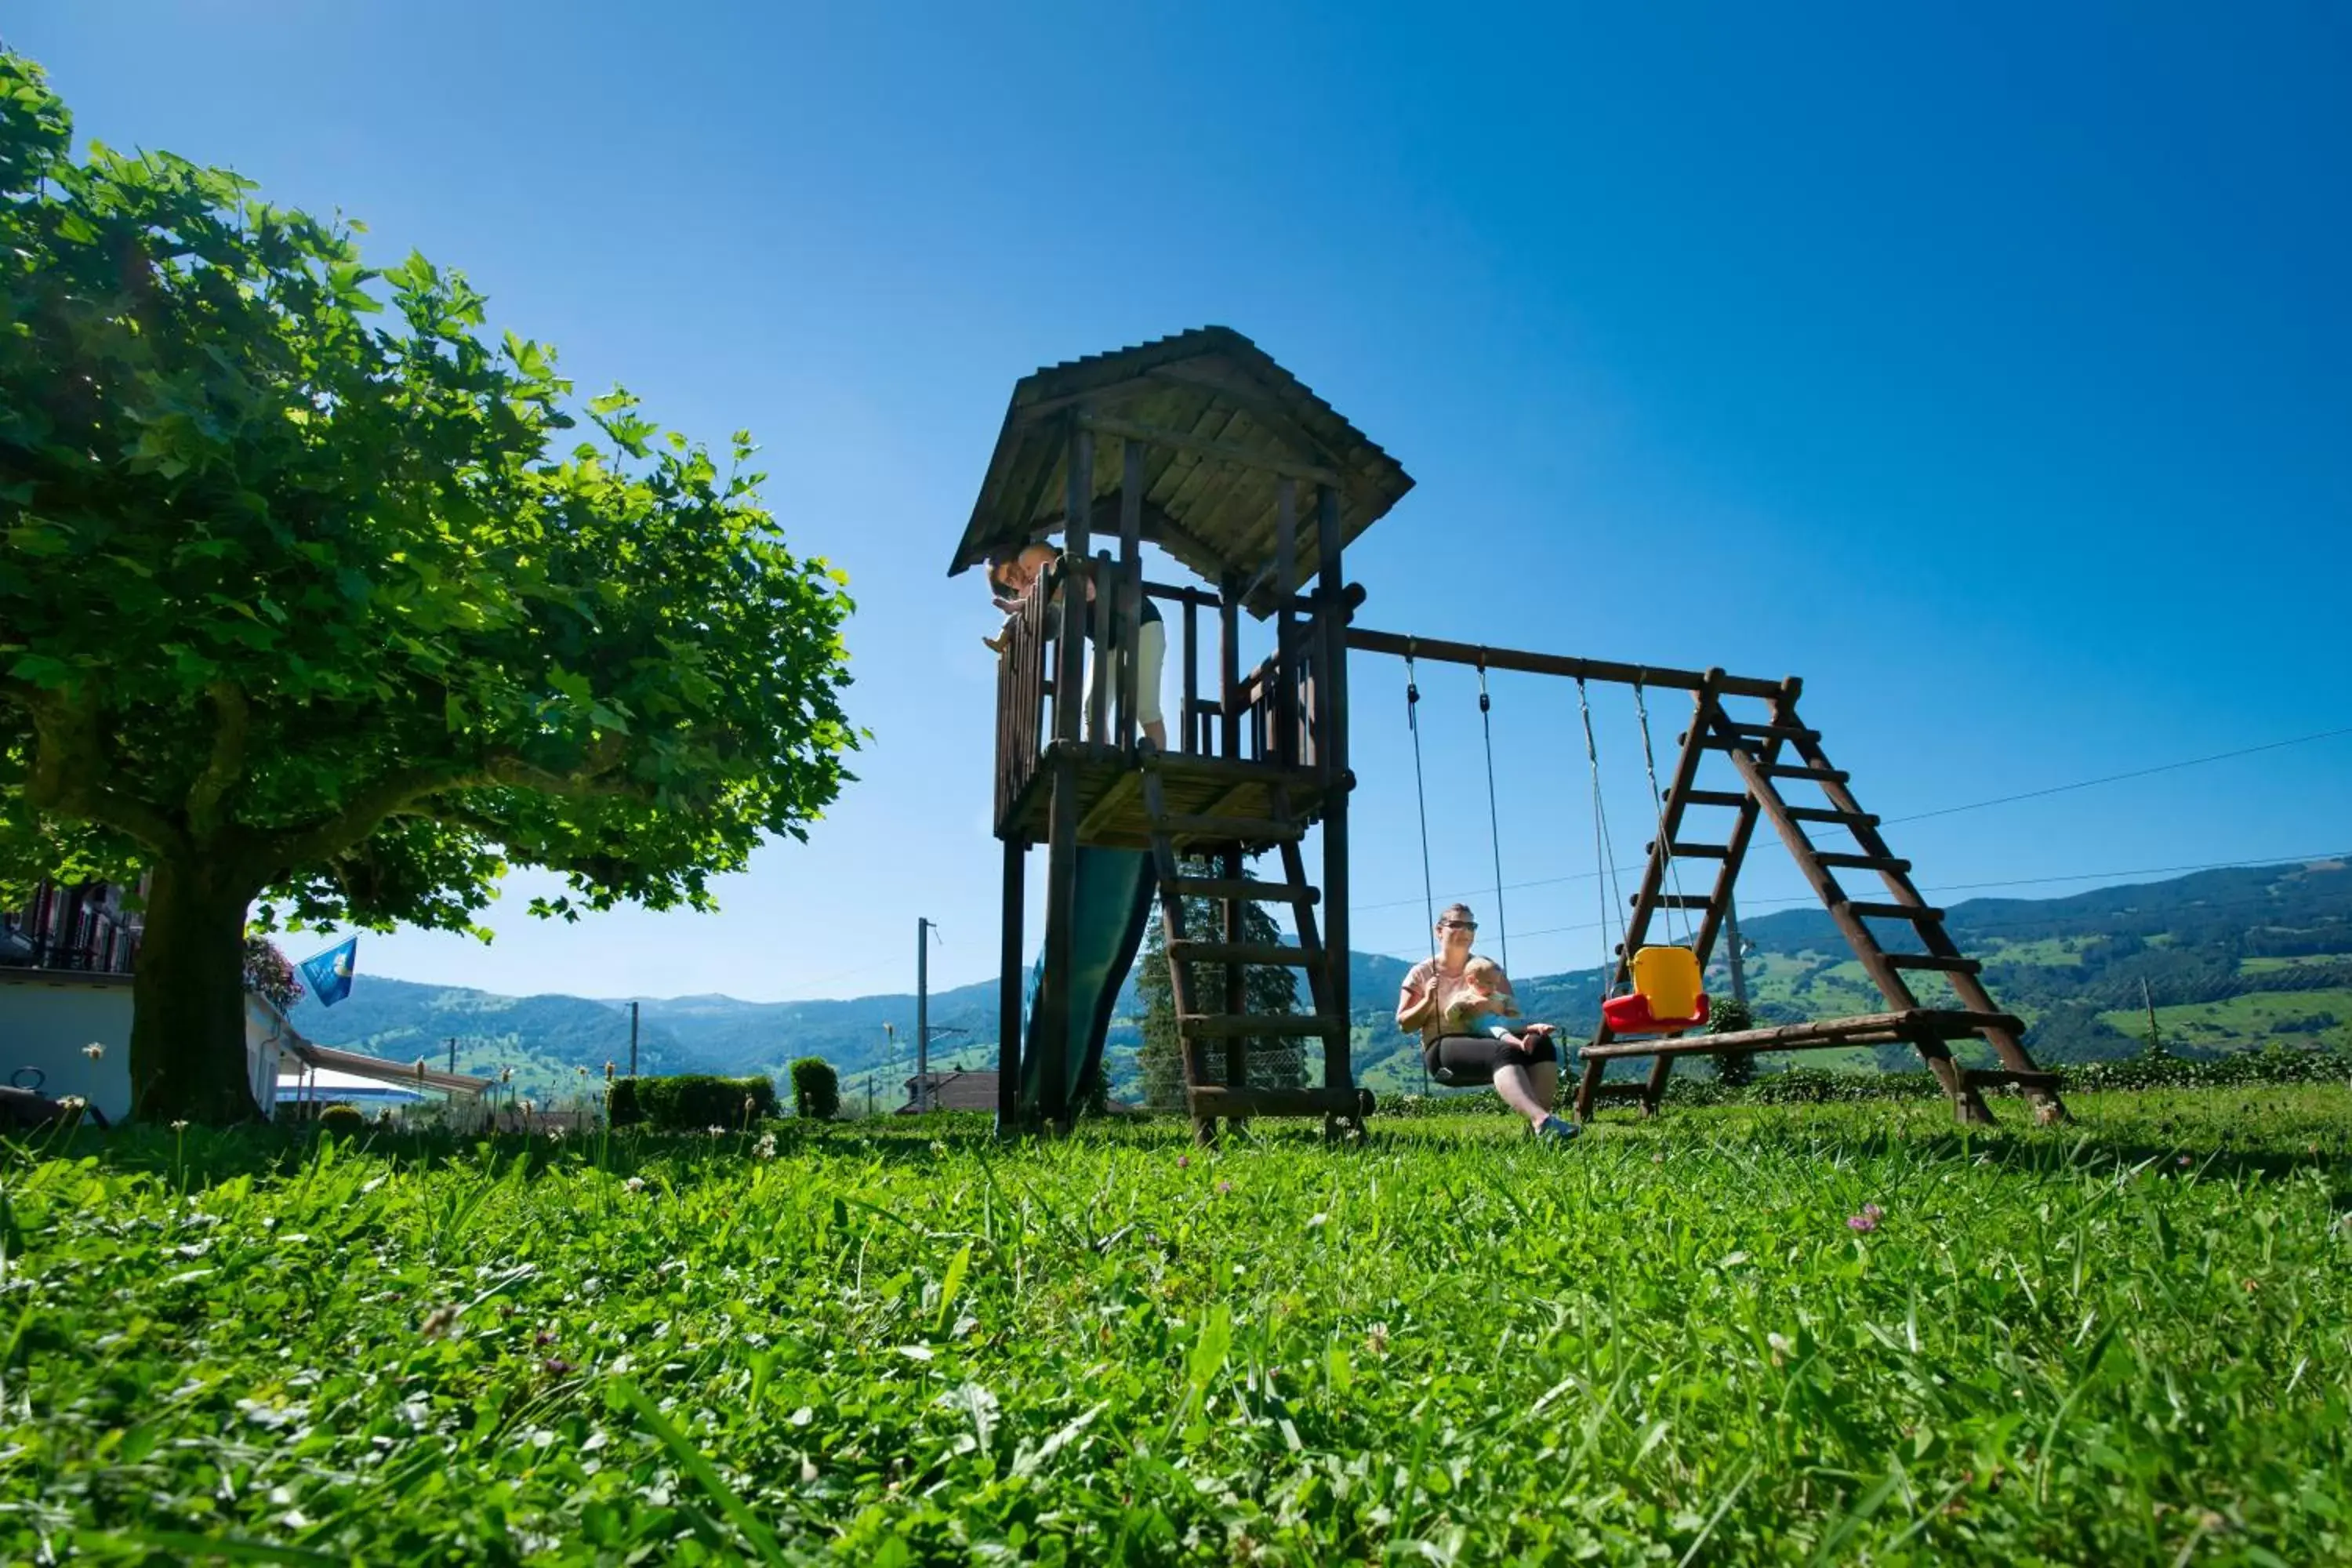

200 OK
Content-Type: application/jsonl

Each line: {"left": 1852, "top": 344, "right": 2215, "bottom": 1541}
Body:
{"left": 129, "top": 858, "right": 263, "bottom": 1124}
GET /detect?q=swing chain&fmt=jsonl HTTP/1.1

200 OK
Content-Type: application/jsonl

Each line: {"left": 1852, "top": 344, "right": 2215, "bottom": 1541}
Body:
{"left": 1402, "top": 648, "right": 1435, "bottom": 1096}
{"left": 1631, "top": 681, "right": 1693, "bottom": 946}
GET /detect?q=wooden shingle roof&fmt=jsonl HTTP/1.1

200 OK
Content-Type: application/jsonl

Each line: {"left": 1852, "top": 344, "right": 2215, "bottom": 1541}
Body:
{"left": 947, "top": 327, "right": 1413, "bottom": 618}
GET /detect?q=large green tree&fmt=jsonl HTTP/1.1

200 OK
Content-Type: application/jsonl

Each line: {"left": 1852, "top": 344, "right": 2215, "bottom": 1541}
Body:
{"left": 1135, "top": 857, "right": 1305, "bottom": 1109}
{"left": 0, "top": 57, "right": 858, "bottom": 1122}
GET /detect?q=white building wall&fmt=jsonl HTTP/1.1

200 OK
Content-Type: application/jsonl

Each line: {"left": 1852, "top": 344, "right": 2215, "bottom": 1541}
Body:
{"left": 0, "top": 976, "right": 133, "bottom": 1120}
{"left": 0, "top": 975, "right": 289, "bottom": 1122}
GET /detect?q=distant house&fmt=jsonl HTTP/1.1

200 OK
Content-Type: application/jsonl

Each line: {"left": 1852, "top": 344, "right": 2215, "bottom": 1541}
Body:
{"left": 896, "top": 1069, "right": 1136, "bottom": 1116}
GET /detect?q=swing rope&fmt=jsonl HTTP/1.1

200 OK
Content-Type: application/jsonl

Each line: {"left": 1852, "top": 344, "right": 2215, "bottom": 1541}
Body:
{"left": 1575, "top": 677, "right": 1627, "bottom": 993}
{"left": 1476, "top": 659, "right": 1508, "bottom": 975}
{"left": 1403, "top": 649, "right": 1435, "bottom": 1094}
{"left": 1632, "top": 681, "right": 1693, "bottom": 947}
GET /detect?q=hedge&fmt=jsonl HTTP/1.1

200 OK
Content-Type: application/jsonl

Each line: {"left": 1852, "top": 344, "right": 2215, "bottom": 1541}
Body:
{"left": 789, "top": 1058, "right": 840, "bottom": 1121}
{"left": 606, "top": 1074, "right": 777, "bottom": 1131}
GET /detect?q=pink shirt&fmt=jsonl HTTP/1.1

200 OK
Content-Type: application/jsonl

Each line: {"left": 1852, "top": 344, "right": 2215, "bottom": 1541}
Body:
{"left": 1398, "top": 956, "right": 1519, "bottom": 1046}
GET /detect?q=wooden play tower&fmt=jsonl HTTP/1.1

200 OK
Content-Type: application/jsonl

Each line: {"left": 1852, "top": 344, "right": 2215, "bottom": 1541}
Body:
{"left": 956, "top": 327, "right": 2067, "bottom": 1138}
{"left": 949, "top": 328, "right": 1406, "bottom": 1141}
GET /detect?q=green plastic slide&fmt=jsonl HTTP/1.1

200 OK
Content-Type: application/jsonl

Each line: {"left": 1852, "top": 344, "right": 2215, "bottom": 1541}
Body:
{"left": 1008, "top": 848, "right": 1156, "bottom": 1126}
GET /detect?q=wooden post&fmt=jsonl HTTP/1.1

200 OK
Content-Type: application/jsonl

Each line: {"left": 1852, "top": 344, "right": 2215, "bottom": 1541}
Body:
{"left": 1089, "top": 550, "right": 1113, "bottom": 746}
{"left": 1316, "top": 481, "right": 1352, "bottom": 1098}
{"left": 1181, "top": 597, "right": 1200, "bottom": 754}
{"left": 1054, "top": 423, "right": 1092, "bottom": 746}
{"left": 1219, "top": 571, "right": 1242, "bottom": 762}
{"left": 1274, "top": 480, "right": 1298, "bottom": 768}
{"left": 1036, "top": 421, "right": 1093, "bottom": 1131}
{"left": 1119, "top": 437, "right": 1145, "bottom": 751}
{"left": 997, "top": 836, "right": 1025, "bottom": 1134}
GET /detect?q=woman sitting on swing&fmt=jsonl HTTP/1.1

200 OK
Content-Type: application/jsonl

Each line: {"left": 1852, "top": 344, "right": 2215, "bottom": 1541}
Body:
{"left": 1396, "top": 904, "right": 1579, "bottom": 1142}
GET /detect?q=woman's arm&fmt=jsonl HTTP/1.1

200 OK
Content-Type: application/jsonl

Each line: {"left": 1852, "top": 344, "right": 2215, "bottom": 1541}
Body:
{"left": 1396, "top": 967, "right": 1437, "bottom": 1033}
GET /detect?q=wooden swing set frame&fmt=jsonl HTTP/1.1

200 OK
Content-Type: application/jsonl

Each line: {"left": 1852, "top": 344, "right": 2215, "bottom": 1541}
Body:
{"left": 1345, "top": 630, "right": 2069, "bottom": 1127}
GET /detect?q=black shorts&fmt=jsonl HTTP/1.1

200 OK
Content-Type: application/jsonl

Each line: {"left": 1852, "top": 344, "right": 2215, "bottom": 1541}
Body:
{"left": 1424, "top": 1030, "right": 1559, "bottom": 1088}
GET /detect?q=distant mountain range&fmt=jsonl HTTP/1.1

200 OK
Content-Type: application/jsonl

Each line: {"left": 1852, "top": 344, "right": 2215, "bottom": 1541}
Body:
{"left": 292, "top": 858, "right": 2351, "bottom": 1101}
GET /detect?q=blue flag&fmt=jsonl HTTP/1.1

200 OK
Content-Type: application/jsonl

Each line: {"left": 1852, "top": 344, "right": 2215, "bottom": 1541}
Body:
{"left": 300, "top": 937, "right": 359, "bottom": 1007}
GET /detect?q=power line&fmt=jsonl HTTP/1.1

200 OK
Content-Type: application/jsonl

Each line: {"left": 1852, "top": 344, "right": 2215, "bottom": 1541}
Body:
{"left": 1359, "top": 848, "right": 2350, "bottom": 964}
{"left": 1882, "top": 725, "right": 2352, "bottom": 826}
{"left": 1350, "top": 722, "right": 2352, "bottom": 912}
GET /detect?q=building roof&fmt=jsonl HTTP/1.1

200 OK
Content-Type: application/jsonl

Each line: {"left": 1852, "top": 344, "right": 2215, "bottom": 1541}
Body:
{"left": 946, "top": 327, "right": 1413, "bottom": 617}
{"left": 897, "top": 1069, "right": 1137, "bottom": 1116}
{"left": 898, "top": 1069, "right": 1001, "bottom": 1113}
{"left": 286, "top": 1040, "right": 492, "bottom": 1098}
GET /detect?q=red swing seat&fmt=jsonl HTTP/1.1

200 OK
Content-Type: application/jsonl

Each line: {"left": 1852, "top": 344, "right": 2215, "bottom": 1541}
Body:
{"left": 1602, "top": 989, "right": 1710, "bottom": 1036}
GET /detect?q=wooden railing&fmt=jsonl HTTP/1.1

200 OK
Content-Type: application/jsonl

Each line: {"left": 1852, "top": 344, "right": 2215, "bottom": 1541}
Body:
{"left": 991, "top": 557, "right": 1347, "bottom": 836}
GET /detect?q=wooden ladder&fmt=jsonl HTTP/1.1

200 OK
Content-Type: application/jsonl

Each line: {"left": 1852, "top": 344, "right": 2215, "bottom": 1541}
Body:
{"left": 1573, "top": 677, "right": 2067, "bottom": 1127}
{"left": 1139, "top": 758, "right": 1367, "bottom": 1144}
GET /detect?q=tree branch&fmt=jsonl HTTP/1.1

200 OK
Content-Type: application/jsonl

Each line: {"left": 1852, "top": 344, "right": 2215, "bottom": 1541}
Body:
{"left": 185, "top": 681, "right": 249, "bottom": 837}
{"left": 263, "top": 735, "right": 648, "bottom": 873}
{"left": 17, "top": 684, "right": 191, "bottom": 858}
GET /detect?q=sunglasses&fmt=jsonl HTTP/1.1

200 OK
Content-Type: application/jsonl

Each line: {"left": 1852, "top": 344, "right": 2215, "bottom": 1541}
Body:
{"left": 1438, "top": 920, "right": 1478, "bottom": 931}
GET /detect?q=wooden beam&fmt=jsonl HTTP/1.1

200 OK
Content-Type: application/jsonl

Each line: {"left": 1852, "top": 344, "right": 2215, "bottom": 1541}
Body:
{"left": 996, "top": 837, "right": 1025, "bottom": 1134}
{"left": 1315, "top": 480, "right": 1352, "bottom": 1097}
{"left": 1076, "top": 413, "right": 1342, "bottom": 488}
{"left": 1346, "top": 629, "right": 1786, "bottom": 701}
{"left": 1118, "top": 438, "right": 1145, "bottom": 749}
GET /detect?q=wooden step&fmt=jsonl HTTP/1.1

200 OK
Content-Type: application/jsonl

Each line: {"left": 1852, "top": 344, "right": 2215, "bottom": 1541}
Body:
{"left": 1962, "top": 1067, "right": 2061, "bottom": 1091}
{"left": 1185, "top": 1085, "right": 1373, "bottom": 1120}
{"left": 1884, "top": 953, "right": 1982, "bottom": 975}
{"left": 1816, "top": 852, "right": 1910, "bottom": 873}
{"left": 1698, "top": 724, "right": 1820, "bottom": 748}
{"left": 1637, "top": 894, "right": 1715, "bottom": 909}
{"left": 1759, "top": 764, "right": 1850, "bottom": 783}
{"left": 1167, "top": 877, "right": 1318, "bottom": 906}
{"left": 1584, "top": 1007, "right": 2022, "bottom": 1061}
{"left": 1152, "top": 813, "right": 1305, "bottom": 844}
{"left": 1178, "top": 1014, "right": 1348, "bottom": 1038}
{"left": 1169, "top": 941, "right": 1318, "bottom": 968}
{"left": 1682, "top": 789, "right": 1749, "bottom": 808}
{"left": 1784, "top": 806, "right": 1879, "bottom": 827}
{"left": 1846, "top": 901, "right": 1942, "bottom": 922}
{"left": 1658, "top": 841, "right": 1732, "bottom": 860}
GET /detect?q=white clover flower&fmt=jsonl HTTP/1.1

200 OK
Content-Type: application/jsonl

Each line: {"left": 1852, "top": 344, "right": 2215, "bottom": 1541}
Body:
{"left": 82, "top": 1042, "right": 104, "bottom": 1061}
{"left": 170, "top": 1120, "right": 190, "bottom": 1132}
{"left": 623, "top": 1176, "right": 647, "bottom": 1193}
{"left": 755, "top": 1133, "right": 777, "bottom": 1160}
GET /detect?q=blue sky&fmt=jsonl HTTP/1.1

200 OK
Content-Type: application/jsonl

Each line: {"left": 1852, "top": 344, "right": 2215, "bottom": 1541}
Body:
{"left": 16, "top": 3, "right": 2349, "bottom": 1000}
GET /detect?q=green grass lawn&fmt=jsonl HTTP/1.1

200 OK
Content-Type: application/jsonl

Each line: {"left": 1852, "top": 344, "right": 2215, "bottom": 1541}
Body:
{"left": 5, "top": 1089, "right": 2349, "bottom": 1564}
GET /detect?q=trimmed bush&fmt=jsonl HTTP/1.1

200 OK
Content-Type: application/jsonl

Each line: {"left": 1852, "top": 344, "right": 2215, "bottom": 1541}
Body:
{"left": 316, "top": 1102, "right": 365, "bottom": 1132}
{"left": 790, "top": 1057, "right": 840, "bottom": 1121}
{"left": 622, "top": 1075, "right": 778, "bottom": 1131}
{"left": 1707, "top": 999, "right": 1758, "bottom": 1089}
{"left": 606, "top": 1076, "right": 644, "bottom": 1127}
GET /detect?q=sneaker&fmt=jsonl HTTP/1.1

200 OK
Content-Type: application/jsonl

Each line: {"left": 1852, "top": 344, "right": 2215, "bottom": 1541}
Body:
{"left": 1535, "top": 1115, "right": 1581, "bottom": 1144}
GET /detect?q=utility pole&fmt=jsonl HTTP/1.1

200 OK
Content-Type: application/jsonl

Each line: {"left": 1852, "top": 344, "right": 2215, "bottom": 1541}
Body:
{"left": 629, "top": 1000, "right": 640, "bottom": 1078}
{"left": 1724, "top": 895, "right": 1750, "bottom": 1007}
{"left": 447, "top": 1036, "right": 456, "bottom": 1075}
{"left": 916, "top": 918, "right": 935, "bottom": 1112}
{"left": 2141, "top": 977, "right": 2162, "bottom": 1056}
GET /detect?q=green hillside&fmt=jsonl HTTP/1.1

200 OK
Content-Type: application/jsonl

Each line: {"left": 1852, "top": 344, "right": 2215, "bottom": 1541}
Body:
{"left": 293, "top": 858, "right": 2352, "bottom": 1103}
